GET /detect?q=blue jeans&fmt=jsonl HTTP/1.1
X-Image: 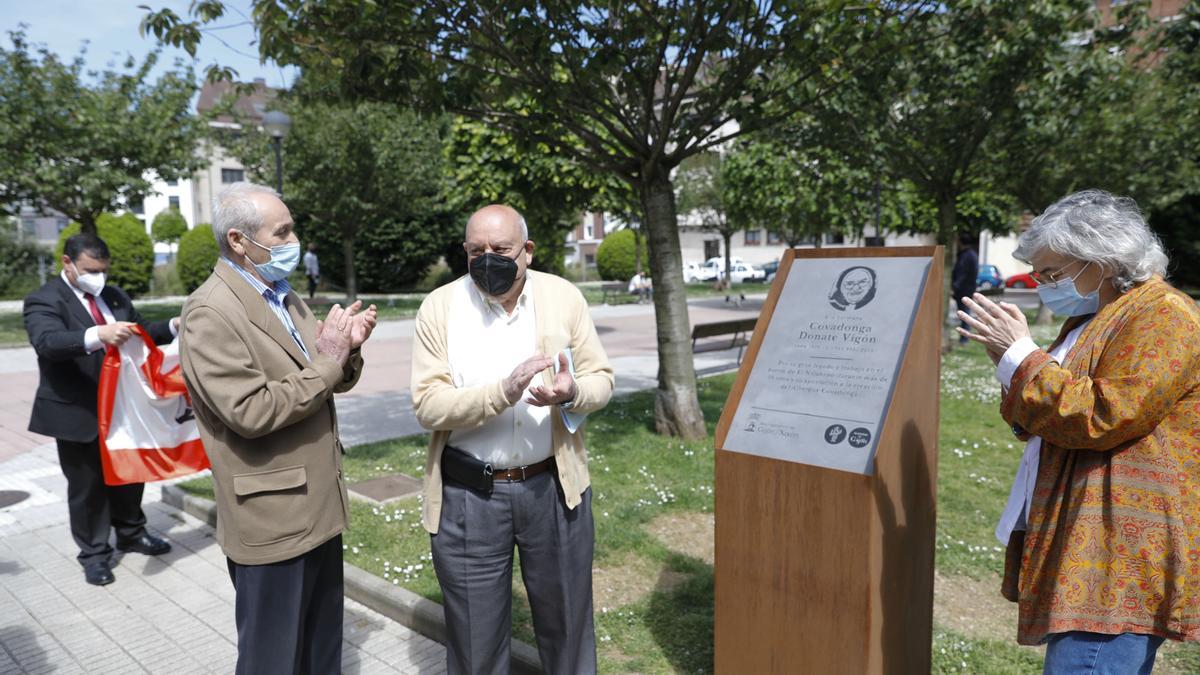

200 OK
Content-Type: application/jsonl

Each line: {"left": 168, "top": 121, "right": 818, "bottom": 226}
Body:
{"left": 1043, "top": 632, "right": 1165, "bottom": 675}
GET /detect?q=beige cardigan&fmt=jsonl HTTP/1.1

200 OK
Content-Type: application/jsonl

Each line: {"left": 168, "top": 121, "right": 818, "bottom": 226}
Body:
{"left": 411, "top": 271, "right": 614, "bottom": 533}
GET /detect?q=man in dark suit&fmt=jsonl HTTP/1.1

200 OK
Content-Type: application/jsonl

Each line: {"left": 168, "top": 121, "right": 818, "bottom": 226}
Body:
{"left": 24, "top": 232, "right": 178, "bottom": 586}
{"left": 953, "top": 235, "right": 980, "bottom": 345}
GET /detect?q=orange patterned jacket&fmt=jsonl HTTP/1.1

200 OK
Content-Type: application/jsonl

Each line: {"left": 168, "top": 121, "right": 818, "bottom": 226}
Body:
{"left": 999, "top": 277, "right": 1200, "bottom": 645}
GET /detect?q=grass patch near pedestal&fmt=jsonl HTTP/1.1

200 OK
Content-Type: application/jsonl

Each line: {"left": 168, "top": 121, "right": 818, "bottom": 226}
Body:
{"left": 175, "top": 325, "right": 1200, "bottom": 673}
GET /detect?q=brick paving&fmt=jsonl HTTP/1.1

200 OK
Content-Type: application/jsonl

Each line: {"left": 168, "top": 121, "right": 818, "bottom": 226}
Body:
{"left": 0, "top": 443, "right": 446, "bottom": 674}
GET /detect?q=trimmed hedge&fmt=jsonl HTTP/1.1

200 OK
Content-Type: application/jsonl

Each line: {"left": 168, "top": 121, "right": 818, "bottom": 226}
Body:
{"left": 595, "top": 228, "right": 648, "bottom": 282}
{"left": 178, "top": 224, "right": 219, "bottom": 293}
{"left": 56, "top": 213, "right": 154, "bottom": 297}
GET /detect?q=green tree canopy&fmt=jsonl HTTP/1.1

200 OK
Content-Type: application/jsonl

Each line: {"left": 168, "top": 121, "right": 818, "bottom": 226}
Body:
{"left": 143, "top": 0, "right": 939, "bottom": 438}
{"left": 220, "top": 99, "right": 455, "bottom": 299}
{"left": 0, "top": 32, "right": 206, "bottom": 234}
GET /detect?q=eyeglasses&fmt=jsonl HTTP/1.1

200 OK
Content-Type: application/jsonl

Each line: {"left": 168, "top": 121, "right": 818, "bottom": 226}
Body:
{"left": 1030, "top": 261, "right": 1090, "bottom": 288}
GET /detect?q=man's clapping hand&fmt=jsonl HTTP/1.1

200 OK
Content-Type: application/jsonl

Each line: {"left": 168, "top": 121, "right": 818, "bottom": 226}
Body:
{"left": 315, "top": 301, "right": 361, "bottom": 366}
{"left": 527, "top": 352, "right": 576, "bottom": 406}
{"left": 349, "top": 304, "right": 377, "bottom": 349}
{"left": 503, "top": 354, "right": 553, "bottom": 405}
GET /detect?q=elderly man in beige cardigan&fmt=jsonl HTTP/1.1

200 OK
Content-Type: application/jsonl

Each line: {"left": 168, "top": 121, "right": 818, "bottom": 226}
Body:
{"left": 412, "top": 204, "right": 614, "bottom": 674}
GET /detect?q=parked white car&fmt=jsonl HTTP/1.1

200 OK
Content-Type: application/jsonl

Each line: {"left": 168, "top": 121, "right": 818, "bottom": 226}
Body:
{"left": 684, "top": 261, "right": 718, "bottom": 283}
{"left": 720, "top": 262, "right": 767, "bottom": 284}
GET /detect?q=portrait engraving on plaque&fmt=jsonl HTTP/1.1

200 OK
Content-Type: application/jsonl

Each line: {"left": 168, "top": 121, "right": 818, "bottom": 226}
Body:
{"left": 828, "top": 266, "right": 877, "bottom": 311}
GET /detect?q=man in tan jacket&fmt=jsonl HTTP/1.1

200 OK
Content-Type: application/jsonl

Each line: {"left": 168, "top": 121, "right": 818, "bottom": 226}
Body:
{"left": 412, "top": 204, "right": 613, "bottom": 674}
{"left": 180, "top": 182, "right": 377, "bottom": 675}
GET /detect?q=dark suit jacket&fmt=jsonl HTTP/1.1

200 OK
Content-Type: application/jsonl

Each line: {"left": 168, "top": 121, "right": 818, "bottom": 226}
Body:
{"left": 952, "top": 248, "right": 979, "bottom": 299}
{"left": 24, "top": 277, "right": 174, "bottom": 443}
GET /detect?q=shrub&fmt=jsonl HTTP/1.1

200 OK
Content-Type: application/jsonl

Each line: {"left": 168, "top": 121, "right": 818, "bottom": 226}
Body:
{"left": 0, "top": 228, "right": 45, "bottom": 299}
{"left": 56, "top": 213, "right": 154, "bottom": 296}
{"left": 177, "top": 224, "right": 219, "bottom": 293}
{"left": 151, "top": 209, "right": 188, "bottom": 251}
{"left": 595, "top": 228, "right": 648, "bottom": 282}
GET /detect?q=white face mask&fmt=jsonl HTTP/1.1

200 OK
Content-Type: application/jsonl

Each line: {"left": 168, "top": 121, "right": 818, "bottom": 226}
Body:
{"left": 73, "top": 267, "right": 106, "bottom": 296}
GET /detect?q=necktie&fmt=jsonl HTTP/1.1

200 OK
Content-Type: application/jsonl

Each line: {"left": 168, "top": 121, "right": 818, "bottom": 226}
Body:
{"left": 84, "top": 293, "right": 107, "bottom": 326}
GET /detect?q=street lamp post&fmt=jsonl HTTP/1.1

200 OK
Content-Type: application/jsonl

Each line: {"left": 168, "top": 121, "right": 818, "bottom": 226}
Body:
{"left": 262, "top": 110, "right": 292, "bottom": 195}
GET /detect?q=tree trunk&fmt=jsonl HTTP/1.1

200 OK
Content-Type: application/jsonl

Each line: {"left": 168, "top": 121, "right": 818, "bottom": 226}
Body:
{"left": 342, "top": 236, "right": 358, "bottom": 303}
{"left": 937, "top": 198, "right": 959, "bottom": 351}
{"left": 77, "top": 212, "right": 98, "bottom": 236}
{"left": 634, "top": 228, "right": 643, "bottom": 274}
{"left": 723, "top": 232, "right": 733, "bottom": 290}
{"left": 641, "top": 171, "right": 706, "bottom": 439}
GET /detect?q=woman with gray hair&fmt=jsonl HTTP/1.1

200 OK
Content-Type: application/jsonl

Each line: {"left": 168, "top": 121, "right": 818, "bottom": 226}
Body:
{"left": 958, "top": 189, "right": 1200, "bottom": 674}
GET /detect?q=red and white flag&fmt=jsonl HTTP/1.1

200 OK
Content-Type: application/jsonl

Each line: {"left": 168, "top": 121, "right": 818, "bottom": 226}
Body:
{"left": 97, "top": 325, "right": 209, "bottom": 485}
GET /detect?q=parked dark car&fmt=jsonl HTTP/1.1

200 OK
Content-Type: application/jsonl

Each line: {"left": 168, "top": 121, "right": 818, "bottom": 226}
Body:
{"left": 977, "top": 264, "right": 1003, "bottom": 290}
{"left": 1005, "top": 272, "right": 1039, "bottom": 289}
{"left": 762, "top": 260, "right": 780, "bottom": 282}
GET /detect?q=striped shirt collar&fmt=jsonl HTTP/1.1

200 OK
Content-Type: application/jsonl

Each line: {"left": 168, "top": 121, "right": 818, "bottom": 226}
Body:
{"left": 221, "top": 257, "right": 292, "bottom": 304}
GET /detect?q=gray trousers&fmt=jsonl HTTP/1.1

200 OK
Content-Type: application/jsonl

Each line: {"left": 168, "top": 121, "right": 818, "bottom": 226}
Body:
{"left": 431, "top": 472, "right": 596, "bottom": 675}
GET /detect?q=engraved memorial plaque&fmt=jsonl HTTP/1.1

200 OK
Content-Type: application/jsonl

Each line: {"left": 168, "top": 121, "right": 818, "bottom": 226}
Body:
{"left": 723, "top": 256, "right": 931, "bottom": 474}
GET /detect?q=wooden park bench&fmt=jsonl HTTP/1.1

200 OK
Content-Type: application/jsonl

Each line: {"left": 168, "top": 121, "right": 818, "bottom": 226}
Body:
{"left": 601, "top": 282, "right": 628, "bottom": 304}
{"left": 691, "top": 317, "right": 758, "bottom": 364}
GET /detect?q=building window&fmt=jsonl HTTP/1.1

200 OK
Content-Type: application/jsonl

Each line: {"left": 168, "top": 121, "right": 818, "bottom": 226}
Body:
{"left": 130, "top": 200, "right": 144, "bottom": 215}
{"left": 584, "top": 253, "right": 596, "bottom": 265}
{"left": 169, "top": 196, "right": 181, "bottom": 210}
{"left": 165, "top": 178, "right": 178, "bottom": 186}
{"left": 21, "top": 218, "right": 36, "bottom": 237}
{"left": 584, "top": 223, "right": 594, "bottom": 239}
{"left": 766, "top": 231, "right": 782, "bottom": 245}
{"left": 56, "top": 218, "right": 68, "bottom": 233}
{"left": 744, "top": 229, "right": 762, "bottom": 246}
{"left": 221, "top": 168, "right": 245, "bottom": 184}
{"left": 824, "top": 232, "right": 845, "bottom": 245}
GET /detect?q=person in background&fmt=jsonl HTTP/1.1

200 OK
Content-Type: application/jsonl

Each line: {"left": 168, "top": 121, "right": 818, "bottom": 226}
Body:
{"left": 303, "top": 242, "right": 320, "bottom": 299}
{"left": 952, "top": 234, "right": 979, "bottom": 344}
{"left": 958, "top": 190, "right": 1200, "bottom": 674}
{"left": 628, "top": 268, "right": 652, "bottom": 303}
{"left": 24, "top": 233, "right": 178, "bottom": 586}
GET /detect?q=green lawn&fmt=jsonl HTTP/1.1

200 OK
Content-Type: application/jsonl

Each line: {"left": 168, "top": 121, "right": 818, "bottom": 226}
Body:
{"left": 172, "top": 321, "right": 1200, "bottom": 673}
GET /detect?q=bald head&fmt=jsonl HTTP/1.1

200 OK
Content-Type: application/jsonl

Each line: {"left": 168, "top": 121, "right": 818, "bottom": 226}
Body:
{"left": 465, "top": 204, "right": 528, "bottom": 243}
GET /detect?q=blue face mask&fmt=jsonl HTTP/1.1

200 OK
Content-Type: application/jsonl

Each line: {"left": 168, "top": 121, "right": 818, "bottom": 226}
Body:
{"left": 241, "top": 232, "right": 301, "bottom": 282}
{"left": 1036, "top": 262, "right": 1100, "bottom": 317}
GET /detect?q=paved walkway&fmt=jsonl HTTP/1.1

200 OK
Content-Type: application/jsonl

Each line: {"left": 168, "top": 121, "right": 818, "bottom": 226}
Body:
{"left": 0, "top": 444, "right": 446, "bottom": 674}
{"left": 0, "top": 294, "right": 761, "bottom": 673}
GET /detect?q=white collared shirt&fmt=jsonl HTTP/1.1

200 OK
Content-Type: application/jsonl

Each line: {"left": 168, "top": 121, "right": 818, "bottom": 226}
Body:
{"left": 62, "top": 271, "right": 117, "bottom": 354}
{"left": 993, "top": 320, "right": 1091, "bottom": 544}
{"left": 446, "top": 276, "right": 553, "bottom": 468}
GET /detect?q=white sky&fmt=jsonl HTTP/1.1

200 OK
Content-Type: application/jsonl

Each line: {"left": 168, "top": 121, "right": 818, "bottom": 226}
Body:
{"left": 1, "top": 0, "right": 298, "bottom": 97}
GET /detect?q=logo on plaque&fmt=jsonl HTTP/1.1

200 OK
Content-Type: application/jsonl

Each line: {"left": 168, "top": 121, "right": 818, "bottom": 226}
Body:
{"left": 824, "top": 424, "right": 847, "bottom": 444}
{"left": 848, "top": 427, "right": 872, "bottom": 448}
{"left": 828, "top": 266, "right": 877, "bottom": 311}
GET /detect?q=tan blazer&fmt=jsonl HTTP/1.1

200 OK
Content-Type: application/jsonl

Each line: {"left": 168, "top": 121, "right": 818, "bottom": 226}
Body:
{"left": 411, "top": 271, "right": 614, "bottom": 533}
{"left": 179, "top": 263, "right": 363, "bottom": 565}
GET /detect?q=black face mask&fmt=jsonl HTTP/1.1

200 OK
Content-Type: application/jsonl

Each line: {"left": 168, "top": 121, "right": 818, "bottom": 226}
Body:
{"left": 469, "top": 251, "right": 521, "bottom": 296}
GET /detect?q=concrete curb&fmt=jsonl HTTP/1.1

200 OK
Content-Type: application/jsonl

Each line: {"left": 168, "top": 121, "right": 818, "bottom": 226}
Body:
{"left": 161, "top": 484, "right": 543, "bottom": 675}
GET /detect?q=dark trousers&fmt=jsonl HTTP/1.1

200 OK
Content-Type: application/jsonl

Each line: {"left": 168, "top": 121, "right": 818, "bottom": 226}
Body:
{"left": 307, "top": 274, "right": 318, "bottom": 299}
{"left": 226, "top": 534, "right": 344, "bottom": 675}
{"left": 55, "top": 438, "right": 147, "bottom": 566}
{"left": 432, "top": 473, "right": 596, "bottom": 675}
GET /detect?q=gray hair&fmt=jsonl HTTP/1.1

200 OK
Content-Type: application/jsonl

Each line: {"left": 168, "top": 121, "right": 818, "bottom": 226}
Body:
{"left": 211, "top": 181, "right": 279, "bottom": 255}
{"left": 1014, "top": 189, "right": 1168, "bottom": 293}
